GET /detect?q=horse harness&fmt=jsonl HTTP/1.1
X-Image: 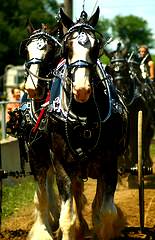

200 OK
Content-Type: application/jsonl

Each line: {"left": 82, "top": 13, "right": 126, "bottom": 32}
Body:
{"left": 49, "top": 59, "right": 127, "bottom": 164}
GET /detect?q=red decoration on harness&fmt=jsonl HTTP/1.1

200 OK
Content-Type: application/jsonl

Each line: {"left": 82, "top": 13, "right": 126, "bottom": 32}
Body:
{"left": 32, "top": 91, "right": 50, "bottom": 133}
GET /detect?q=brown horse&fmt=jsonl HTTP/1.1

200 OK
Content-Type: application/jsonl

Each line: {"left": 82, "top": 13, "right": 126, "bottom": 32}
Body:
{"left": 7, "top": 20, "right": 64, "bottom": 240}
{"left": 46, "top": 7, "right": 127, "bottom": 239}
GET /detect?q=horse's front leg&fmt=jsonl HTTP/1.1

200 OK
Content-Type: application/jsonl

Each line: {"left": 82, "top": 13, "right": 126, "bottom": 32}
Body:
{"left": 92, "top": 155, "right": 126, "bottom": 240}
{"left": 55, "top": 161, "right": 78, "bottom": 240}
{"left": 72, "top": 177, "right": 90, "bottom": 239}
{"left": 27, "top": 143, "right": 56, "bottom": 240}
{"left": 27, "top": 178, "right": 54, "bottom": 240}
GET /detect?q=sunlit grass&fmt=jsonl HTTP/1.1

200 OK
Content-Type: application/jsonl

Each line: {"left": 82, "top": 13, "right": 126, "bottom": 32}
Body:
{"left": 2, "top": 176, "right": 36, "bottom": 219}
{"left": 150, "top": 141, "right": 155, "bottom": 159}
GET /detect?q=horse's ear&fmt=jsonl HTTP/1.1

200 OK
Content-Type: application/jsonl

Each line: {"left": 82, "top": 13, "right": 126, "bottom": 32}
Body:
{"left": 26, "top": 19, "right": 35, "bottom": 34}
{"left": 59, "top": 8, "right": 74, "bottom": 29}
{"left": 41, "top": 23, "right": 52, "bottom": 34}
{"left": 42, "top": 23, "right": 48, "bottom": 31}
{"left": 88, "top": 6, "right": 100, "bottom": 27}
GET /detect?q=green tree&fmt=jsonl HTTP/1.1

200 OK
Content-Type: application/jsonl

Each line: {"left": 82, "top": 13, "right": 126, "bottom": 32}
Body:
{"left": 96, "top": 17, "right": 111, "bottom": 34}
{"left": 96, "top": 17, "right": 112, "bottom": 47}
{"left": 0, "top": 0, "right": 60, "bottom": 76}
{"left": 110, "top": 15, "right": 154, "bottom": 50}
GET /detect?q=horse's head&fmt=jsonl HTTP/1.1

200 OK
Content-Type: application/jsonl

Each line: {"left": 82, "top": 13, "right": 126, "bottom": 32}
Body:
{"left": 108, "top": 43, "right": 144, "bottom": 105}
{"left": 60, "top": 7, "right": 103, "bottom": 103}
{"left": 105, "top": 40, "right": 131, "bottom": 94}
{"left": 111, "top": 51, "right": 129, "bottom": 83}
{"left": 20, "top": 21, "right": 63, "bottom": 99}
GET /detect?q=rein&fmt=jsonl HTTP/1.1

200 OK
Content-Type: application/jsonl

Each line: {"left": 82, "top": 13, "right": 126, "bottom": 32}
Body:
{"left": 25, "top": 65, "right": 52, "bottom": 82}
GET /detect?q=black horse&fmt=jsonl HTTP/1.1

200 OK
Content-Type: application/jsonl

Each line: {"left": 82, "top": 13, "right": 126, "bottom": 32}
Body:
{"left": 105, "top": 40, "right": 154, "bottom": 173}
{"left": 45, "top": 8, "right": 128, "bottom": 239}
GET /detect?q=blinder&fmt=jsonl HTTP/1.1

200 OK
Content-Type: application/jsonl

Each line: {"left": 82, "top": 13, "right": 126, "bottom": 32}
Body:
{"left": 19, "top": 29, "right": 62, "bottom": 59}
{"left": 61, "top": 23, "right": 104, "bottom": 59}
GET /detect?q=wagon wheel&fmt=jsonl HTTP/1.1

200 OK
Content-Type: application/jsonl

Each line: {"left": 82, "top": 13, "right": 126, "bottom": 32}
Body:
{"left": 137, "top": 110, "right": 144, "bottom": 232}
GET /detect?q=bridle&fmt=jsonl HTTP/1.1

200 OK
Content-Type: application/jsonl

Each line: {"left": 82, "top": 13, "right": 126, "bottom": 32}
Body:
{"left": 60, "top": 23, "right": 104, "bottom": 104}
{"left": 63, "top": 23, "right": 103, "bottom": 69}
{"left": 22, "top": 29, "right": 62, "bottom": 82}
{"left": 25, "top": 67, "right": 53, "bottom": 82}
{"left": 111, "top": 54, "right": 130, "bottom": 81}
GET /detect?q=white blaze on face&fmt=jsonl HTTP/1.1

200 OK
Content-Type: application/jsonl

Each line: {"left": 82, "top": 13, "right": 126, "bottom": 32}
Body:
{"left": 69, "top": 32, "right": 95, "bottom": 103}
{"left": 25, "top": 38, "right": 48, "bottom": 98}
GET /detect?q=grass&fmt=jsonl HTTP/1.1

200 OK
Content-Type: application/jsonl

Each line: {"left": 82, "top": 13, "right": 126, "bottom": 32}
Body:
{"left": 2, "top": 176, "right": 36, "bottom": 219}
{"left": 150, "top": 142, "right": 155, "bottom": 159}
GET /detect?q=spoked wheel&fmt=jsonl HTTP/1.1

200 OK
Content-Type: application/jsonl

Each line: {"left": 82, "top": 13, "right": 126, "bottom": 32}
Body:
{"left": 137, "top": 110, "right": 144, "bottom": 232}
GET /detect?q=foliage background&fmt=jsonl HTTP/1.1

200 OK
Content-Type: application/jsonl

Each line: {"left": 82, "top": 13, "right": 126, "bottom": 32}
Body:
{"left": 0, "top": 0, "right": 154, "bottom": 95}
{"left": 0, "top": 0, "right": 60, "bottom": 76}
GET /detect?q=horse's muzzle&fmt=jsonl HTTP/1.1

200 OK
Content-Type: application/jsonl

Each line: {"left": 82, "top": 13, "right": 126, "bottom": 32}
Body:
{"left": 73, "top": 86, "right": 91, "bottom": 103}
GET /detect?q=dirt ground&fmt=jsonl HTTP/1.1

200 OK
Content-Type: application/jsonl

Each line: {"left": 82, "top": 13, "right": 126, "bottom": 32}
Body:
{"left": 0, "top": 163, "right": 155, "bottom": 239}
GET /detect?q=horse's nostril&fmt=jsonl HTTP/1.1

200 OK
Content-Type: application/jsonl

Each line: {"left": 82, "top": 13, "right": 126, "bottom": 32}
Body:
{"left": 87, "top": 88, "right": 91, "bottom": 94}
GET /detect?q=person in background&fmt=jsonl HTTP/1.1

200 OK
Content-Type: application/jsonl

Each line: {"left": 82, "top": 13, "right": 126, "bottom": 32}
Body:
{"left": 139, "top": 45, "right": 155, "bottom": 131}
{"left": 138, "top": 45, "right": 155, "bottom": 81}
{"left": 6, "top": 87, "right": 28, "bottom": 171}
{"left": 6, "top": 88, "right": 21, "bottom": 122}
